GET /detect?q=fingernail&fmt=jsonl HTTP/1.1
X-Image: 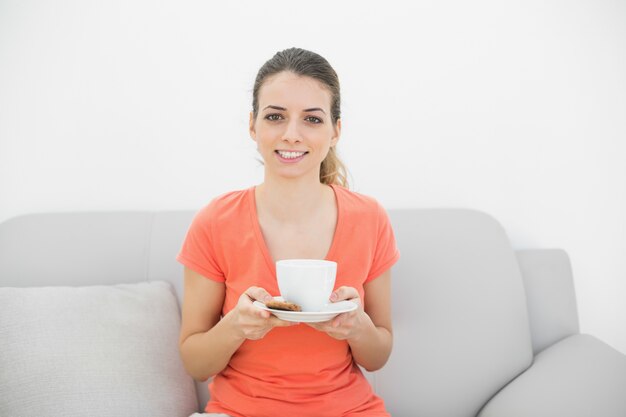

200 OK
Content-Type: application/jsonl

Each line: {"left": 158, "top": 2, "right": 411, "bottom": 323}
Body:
{"left": 264, "top": 295, "right": 272, "bottom": 303}
{"left": 330, "top": 292, "right": 337, "bottom": 301}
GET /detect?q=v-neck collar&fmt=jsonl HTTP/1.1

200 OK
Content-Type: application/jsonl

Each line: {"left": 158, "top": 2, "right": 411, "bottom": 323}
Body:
{"left": 248, "top": 183, "right": 342, "bottom": 278}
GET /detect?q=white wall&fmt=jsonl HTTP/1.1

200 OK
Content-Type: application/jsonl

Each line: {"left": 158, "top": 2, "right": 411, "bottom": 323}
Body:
{"left": 1, "top": 0, "right": 625, "bottom": 354}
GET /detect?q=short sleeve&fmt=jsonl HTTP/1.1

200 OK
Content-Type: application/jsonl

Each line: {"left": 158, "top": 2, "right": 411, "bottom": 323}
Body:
{"left": 365, "top": 201, "right": 401, "bottom": 283}
{"left": 176, "top": 203, "right": 225, "bottom": 282}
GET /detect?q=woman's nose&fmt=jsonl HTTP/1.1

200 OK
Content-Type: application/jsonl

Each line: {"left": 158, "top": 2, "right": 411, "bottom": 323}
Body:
{"left": 281, "top": 118, "right": 301, "bottom": 143}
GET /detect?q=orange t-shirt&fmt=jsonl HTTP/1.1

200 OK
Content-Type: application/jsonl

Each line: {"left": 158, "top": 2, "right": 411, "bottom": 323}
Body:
{"left": 176, "top": 183, "right": 400, "bottom": 417}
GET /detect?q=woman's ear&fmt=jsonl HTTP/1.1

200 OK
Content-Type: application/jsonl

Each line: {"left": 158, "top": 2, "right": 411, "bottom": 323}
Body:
{"left": 249, "top": 111, "right": 257, "bottom": 141}
{"left": 331, "top": 118, "right": 341, "bottom": 147}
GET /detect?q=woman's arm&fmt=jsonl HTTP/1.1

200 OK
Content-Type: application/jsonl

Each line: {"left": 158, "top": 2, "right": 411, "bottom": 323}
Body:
{"left": 306, "top": 269, "right": 393, "bottom": 372}
{"left": 178, "top": 267, "right": 295, "bottom": 381}
{"left": 178, "top": 267, "right": 238, "bottom": 381}
{"left": 348, "top": 270, "right": 393, "bottom": 371}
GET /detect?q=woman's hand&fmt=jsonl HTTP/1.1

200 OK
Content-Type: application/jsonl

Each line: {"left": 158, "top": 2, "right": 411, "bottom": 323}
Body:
{"left": 306, "top": 286, "right": 369, "bottom": 341}
{"left": 230, "top": 286, "right": 296, "bottom": 340}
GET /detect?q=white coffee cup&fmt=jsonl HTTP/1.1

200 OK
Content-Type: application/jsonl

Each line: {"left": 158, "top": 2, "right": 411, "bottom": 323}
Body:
{"left": 276, "top": 259, "right": 337, "bottom": 312}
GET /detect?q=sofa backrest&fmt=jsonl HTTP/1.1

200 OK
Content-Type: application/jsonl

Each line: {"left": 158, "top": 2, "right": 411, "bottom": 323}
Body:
{"left": 378, "top": 209, "right": 534, "bottom": 416}
{"left": 515, "top": 249, "right": 580, "bottom": 355}
{"left": 0, "top": 211, "right": 192, "bottom": 297}
{"left": 0, "top": 209, "right": 535, "bottom": 415}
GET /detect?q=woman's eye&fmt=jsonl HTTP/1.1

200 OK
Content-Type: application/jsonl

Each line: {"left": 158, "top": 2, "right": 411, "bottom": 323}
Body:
{"left": 264, "top": 114, "right": 322, "bottom": 124}
{"left": 265, "top": 114, "right": 283, "bottom": 121}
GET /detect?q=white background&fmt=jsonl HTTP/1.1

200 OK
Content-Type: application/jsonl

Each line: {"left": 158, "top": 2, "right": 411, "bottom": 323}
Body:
{"left": 1, "top": 0, "right": 625, "bottom": 354}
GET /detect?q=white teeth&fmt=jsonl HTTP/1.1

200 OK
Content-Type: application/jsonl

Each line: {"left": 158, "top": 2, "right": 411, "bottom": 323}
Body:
{"left": 277, "top": 151, "right": 306, "bottom": 159}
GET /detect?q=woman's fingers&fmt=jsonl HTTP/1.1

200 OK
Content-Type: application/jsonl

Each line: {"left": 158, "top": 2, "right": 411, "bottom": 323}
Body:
{"left": 239, "top": 287, "right": 297, "bottom": 326}
{"left": 330, "top": 286, "right": 361, "bottom": 306}
{"left": 305, "top": 286, "right": 364, "bottom": 338}
{"left": 256, "top": 308, "right": 271, "bottom": 319}
{"left": 306, "top": 309, "right": 363, "bottom": 340}
{"left": 268, "top": 316, "right": 298, "bottom": 327}
{"left": 244, "top": 286, "right": 273, "bottom": 303}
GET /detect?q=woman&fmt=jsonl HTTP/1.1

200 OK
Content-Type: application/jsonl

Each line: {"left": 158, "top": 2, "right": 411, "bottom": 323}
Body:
{"left": 177, "top": 47, "right": 400, "bottom": 417}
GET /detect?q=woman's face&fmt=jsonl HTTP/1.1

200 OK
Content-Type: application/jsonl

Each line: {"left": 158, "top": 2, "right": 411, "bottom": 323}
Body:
{"left": 250, "top": 71, "right": 341, "bottom": 182}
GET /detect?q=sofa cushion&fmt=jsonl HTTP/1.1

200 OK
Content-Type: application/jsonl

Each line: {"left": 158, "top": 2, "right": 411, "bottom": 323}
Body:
{"left": 0, "top": 281, "right": 198, "bottom": 417}
{"left": 478, "top": 334, "right": 626, "bottom": 417}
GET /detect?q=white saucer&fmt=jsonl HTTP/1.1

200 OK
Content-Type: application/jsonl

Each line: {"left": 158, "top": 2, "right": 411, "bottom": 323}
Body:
{"left": 253, "top": 296, "right": 358, "bottom": 323}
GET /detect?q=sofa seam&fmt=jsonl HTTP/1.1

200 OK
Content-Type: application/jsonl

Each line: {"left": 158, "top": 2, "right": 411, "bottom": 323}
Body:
{"left": 145, "top": 212, "right": 156, "bottom": 283}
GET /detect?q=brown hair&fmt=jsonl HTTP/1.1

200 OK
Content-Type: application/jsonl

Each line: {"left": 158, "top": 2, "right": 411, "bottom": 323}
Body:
{"left": 251, "top": 47, "right": 349, "bottom": 188}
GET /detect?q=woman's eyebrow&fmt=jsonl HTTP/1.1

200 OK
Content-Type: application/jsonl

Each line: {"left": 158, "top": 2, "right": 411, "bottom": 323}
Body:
{"left": 262, "top": 105, "right": 326, "bottom": 114}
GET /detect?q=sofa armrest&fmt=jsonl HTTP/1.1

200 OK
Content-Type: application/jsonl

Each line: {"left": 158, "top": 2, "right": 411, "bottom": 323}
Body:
{"left": 478, "top": 334, "right": 626, "bottom": 417}
{"left": 516, "top": 249, "right": 580, "bottom": 354}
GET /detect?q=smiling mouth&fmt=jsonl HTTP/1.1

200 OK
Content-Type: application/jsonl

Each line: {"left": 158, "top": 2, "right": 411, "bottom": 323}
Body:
{"left": 275, "top": 150, "right": 308, "bottom": 160}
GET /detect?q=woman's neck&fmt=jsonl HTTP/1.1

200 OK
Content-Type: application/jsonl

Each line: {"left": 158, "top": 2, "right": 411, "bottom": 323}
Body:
{"left": 255, "top": 177, "right": 331, "bottom": 225}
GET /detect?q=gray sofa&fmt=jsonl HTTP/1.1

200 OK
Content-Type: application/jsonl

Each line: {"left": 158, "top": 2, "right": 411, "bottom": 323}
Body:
{"left": 1, "top": 209, "right": 625, "bottom": 416}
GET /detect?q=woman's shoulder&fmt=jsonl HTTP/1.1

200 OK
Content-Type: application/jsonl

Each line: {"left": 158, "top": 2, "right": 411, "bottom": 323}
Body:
{"left": 333, "top": 184, "right": 384, "bottom": 215}
{"left": 192, "top": 187, "right": 252, "bottom": 223}
{"left": 332, "top": 185, "right": 392, "bottom": 234}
